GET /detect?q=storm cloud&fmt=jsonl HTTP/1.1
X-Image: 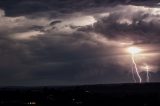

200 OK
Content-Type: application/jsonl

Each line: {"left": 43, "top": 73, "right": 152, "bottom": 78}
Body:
{"left": 0, "top": 0, "right": 159, "bottom": 86}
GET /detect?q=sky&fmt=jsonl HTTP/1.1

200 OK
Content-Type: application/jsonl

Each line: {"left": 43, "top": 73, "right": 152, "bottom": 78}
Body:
{"left": 0, "top": 0, "right": 159, "bottom": 86}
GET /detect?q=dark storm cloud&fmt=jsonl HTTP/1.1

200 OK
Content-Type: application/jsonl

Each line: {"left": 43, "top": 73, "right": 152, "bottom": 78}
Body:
{"left": 0, "top": 0, "right": 158, "bottom": 16}
{"left": 80, "top": 6, "right": 160, "bottom": 44}
{"left": 0, "top": 0, "right": 159, "bottom": 85}
{"left": 49, "top": 20, "right": 62, "bottom": 26}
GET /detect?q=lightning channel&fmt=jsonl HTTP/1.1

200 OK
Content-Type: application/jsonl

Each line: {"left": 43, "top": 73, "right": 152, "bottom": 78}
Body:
{"left": 131, "top": 64, "right": 137, "bottom": 83}
{"left": 131, "top": 54, "right": 142, "bottom": 83}
{"left": 145, "top": 64, "right": 150, "bottom": 83}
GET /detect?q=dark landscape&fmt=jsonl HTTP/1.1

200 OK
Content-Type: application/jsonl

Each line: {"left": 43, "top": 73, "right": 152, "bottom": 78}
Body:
{"left": 0, "top": 83, "right": 160, "bottom": 105}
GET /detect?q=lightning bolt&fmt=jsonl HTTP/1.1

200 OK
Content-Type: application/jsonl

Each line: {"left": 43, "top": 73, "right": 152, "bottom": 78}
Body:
{"left": 131, "top": 54, "right": 142, "bottom": 83}
{"left": 144, "top": 64, "right": 150, "bottom": 83}
{"left": 131, "top": 64, "right": 136, "bottom": 83}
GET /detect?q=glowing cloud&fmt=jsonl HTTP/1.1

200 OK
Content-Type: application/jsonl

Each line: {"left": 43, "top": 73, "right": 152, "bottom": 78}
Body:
{"left": 128, "top": 47, "right": 142, "bottom": 55}
{"left": 12, "top": 31, "right": 44, "bottom": 40}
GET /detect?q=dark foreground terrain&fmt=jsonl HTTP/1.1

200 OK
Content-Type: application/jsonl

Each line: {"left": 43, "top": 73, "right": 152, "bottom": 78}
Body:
{"left": 0, "top": 83, "right": 160, "bottom": 106}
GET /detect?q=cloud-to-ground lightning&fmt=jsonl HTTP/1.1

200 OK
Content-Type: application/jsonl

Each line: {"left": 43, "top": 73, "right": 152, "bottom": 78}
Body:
{"left": 131, "top": 53, "right": 142, "bottom": 83}
{"left": 128, "top": 47, "right": 142, "bottom": 83}
{"left": 131, "top": 64, "right": 137, "bottom": 83}
{"left": 144, "top": 64, "right": 150, "bottom": 82}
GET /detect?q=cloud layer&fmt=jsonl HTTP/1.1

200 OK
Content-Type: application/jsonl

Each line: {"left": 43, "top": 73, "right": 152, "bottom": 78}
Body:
{"left": 0, "top": 0, "right": 159, "bottom": 85}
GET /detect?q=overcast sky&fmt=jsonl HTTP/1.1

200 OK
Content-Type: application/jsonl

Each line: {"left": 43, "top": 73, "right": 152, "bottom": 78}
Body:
{"left": 0, "top": 0, "right": 159, "bottom": 86}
